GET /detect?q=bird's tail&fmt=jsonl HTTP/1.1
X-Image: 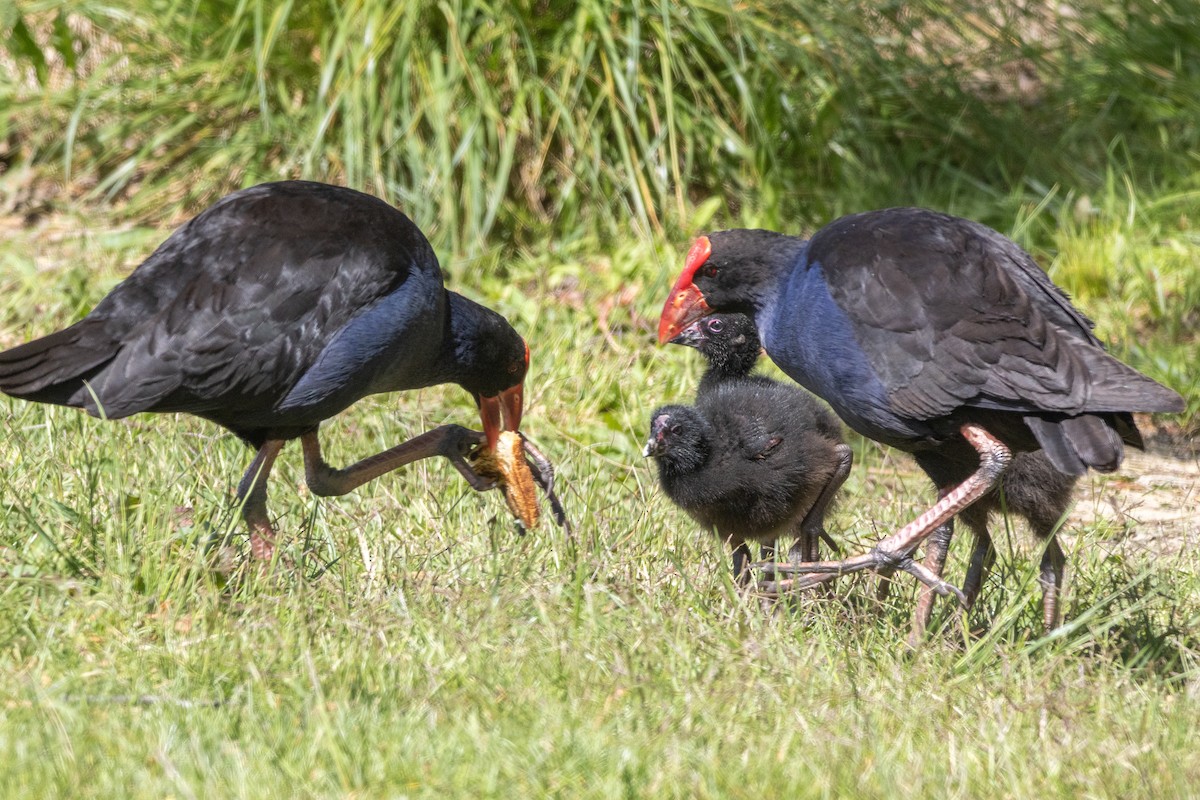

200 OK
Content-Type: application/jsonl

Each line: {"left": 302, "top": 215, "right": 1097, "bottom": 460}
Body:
{"left": 1026, "top": 346, "right": 1184, "bottom": 475}
{"left": 1075, "top": 351, "right": 1186, "bottom": 415}
{"left": 0, "top": 322, "right": 116, "bottom": 408}
{"left": 1024, "top": 413, "right": 1117, "bottom": 474}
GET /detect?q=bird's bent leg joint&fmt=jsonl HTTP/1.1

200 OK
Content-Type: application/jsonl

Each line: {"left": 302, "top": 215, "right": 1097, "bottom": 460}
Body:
{"left": 867, "top": 545, "right": 910, "bottom": 571}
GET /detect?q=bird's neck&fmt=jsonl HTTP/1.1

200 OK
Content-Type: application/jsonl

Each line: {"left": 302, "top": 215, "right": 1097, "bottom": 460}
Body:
{"left": 729, "top": 235, "right": 809, "bottom": 318}
{"left": 432, "top": 291, "right": 522, "bottom": 398}
{"left": 433, "top": 292, "right": 486, "bottom": 387}
{"left": 698, "top": 361, "right": 752, "bottom": 396}
{"left": 707, "top": 348, "right": 759, "bottom": 381}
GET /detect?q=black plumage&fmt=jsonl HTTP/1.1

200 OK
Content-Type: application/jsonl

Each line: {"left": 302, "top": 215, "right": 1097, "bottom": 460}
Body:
{"left": 666, "top": 312, "right": 850, "bottom": 568}
{"left": 658, "top": 207, "right": 1183, "bottom": 634}
{"left": 669, "top": 313, "right": 774, "bottom": 395}
{"left": 676, "top": 316, "right": 1072, "bottom": 627}
{"left": 647, "top": 315, "right": 851, "bottom": 581}
{"left": 0, "top": 181, "right": 528, "bottom": 559}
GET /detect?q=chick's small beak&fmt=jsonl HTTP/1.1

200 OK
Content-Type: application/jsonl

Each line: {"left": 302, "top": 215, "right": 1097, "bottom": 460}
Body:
{"left": 643, "top": 428, "right": 667, "bottom": 458}
{"left": 667, "top": 321, "right": 706, "bottom": 348}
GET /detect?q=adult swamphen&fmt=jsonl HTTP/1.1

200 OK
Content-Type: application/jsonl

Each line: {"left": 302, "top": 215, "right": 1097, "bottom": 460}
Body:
{"left": 668, "top": 312, "right": 850, "bottom": 562}
{"left": 676, "top": 317, "right": 1077, "bottom": 634}
{"left": 0, "top": 181, "right": 528, "bottom": 560}
{"left": 644, "top": 377, "right": 850, "bottom": 582}
{"left": 658, "top": 207, "right": 1184, "bottom": 631}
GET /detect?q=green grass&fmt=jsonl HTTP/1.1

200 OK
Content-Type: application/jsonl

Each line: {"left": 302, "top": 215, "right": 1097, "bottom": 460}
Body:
{"left": 3, "top": 1, "right": 1200, "bottom": 795}
{"left": 1, "top": 204, "right": 1199, "bottom": 798}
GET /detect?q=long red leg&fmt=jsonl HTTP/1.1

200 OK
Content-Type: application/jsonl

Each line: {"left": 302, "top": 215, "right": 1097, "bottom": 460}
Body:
{"left": 236, "top": 440, "right": 286, "bottom": 560}
{"left": 757, "top": 424, "right": 1012, "bottom": 601}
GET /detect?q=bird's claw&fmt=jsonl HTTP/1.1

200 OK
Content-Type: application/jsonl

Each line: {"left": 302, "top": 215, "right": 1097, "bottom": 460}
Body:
{"left": 453, "top": 426, "right": 572, "bottom": 531}
{"left": 520, "top": 432, "right": 573, "bottom": 533}
{"left": 456, "top": 463, "right": 499, "bottom": 492}
{"left": 898, "top": 556, "right": 967, "bottom": 605}
{"left": 749, "top": 559, "right": 839, "bottom": 575}
{"left": 443, "top": 425, "right": 498, "bottom": 492}
{"left": 750, "top": 545, "right": 966, "bottom": 605}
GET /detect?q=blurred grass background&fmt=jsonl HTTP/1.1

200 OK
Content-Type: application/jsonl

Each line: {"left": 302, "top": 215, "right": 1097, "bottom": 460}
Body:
{"left": 1, "top": 0, "right": 1197, "bottom": 235}
{"left": 1, "top": 1, "right": 1199, "bottom": 797}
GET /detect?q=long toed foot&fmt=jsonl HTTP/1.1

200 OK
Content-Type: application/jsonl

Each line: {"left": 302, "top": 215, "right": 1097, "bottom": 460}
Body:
{"left": 236, "top": 425, "right": 495, "bottom": 562}
{"left": 305, "top": 425, "right": 574, "bottom": 533}
{"left": 754, "top": 424, "right": 1012, "bottom": 605}
{"left": 519, "top": 433, "right": 572, "bottom": 532}
{"left": 235, "top": 425, "right": 567, "bottom": 562}
{"left": 757, "top": 550, "right": 968, "bottom": 603}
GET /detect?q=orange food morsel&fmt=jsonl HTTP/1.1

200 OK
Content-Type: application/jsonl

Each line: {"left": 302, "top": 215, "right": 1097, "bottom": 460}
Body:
{"left": 472, "top": 431, "right": 540, "bottom": 529}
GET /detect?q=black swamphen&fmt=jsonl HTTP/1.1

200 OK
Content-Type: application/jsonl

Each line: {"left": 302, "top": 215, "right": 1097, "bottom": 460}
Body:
{"left": 0, "top": 181, "right": 529, "bottom": 559}
{"left": 647, "top": 312, "right": 850, "bottom": 582}
{"left": 675, "top": 317, "right": 1077, "bottom": 632}
{"left": 658, "top": 208, "right": 1183, "bottom": 636}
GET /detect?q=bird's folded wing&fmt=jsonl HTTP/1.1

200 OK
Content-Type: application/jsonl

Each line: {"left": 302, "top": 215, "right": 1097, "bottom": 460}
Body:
{"left": 814, "top": 211, "right": 1179, "bottom": 419}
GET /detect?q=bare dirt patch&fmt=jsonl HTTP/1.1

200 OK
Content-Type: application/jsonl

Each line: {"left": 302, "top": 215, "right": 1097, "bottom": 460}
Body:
{"left": 1070, "top": 449, "right": 1200, "bottom": 558}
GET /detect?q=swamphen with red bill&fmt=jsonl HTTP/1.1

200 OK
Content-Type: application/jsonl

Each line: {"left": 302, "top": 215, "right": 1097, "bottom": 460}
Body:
{"left": 644, "top": 376, "right": 851, "bottom": 583}
{"left": 668, "top": 312, "right": 850, "bottom": 563}
{"left": 658, "top": 207, "right": 1184, "bottom": 633}
{"left": 675, "top": 317, "right": 1077, "bottom": 634}
{"left": 0, "top": 181, "right": 528, "bottom": 560}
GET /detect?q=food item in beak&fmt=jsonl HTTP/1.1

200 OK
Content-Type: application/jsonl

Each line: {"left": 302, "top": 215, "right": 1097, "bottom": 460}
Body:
{"left": 470, "top": 431, "right": 540, "bottom": 529}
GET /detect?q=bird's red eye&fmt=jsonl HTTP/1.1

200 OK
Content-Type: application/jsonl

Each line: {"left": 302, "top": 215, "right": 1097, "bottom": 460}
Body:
{"left": 708, "top": 319, "right": 723, "bottom": 333}
{"left": 704, "top": 265, "right": 718, "bottom": 279}
{"left": 507, "top": 361, "right": 521, "bottom": 375}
